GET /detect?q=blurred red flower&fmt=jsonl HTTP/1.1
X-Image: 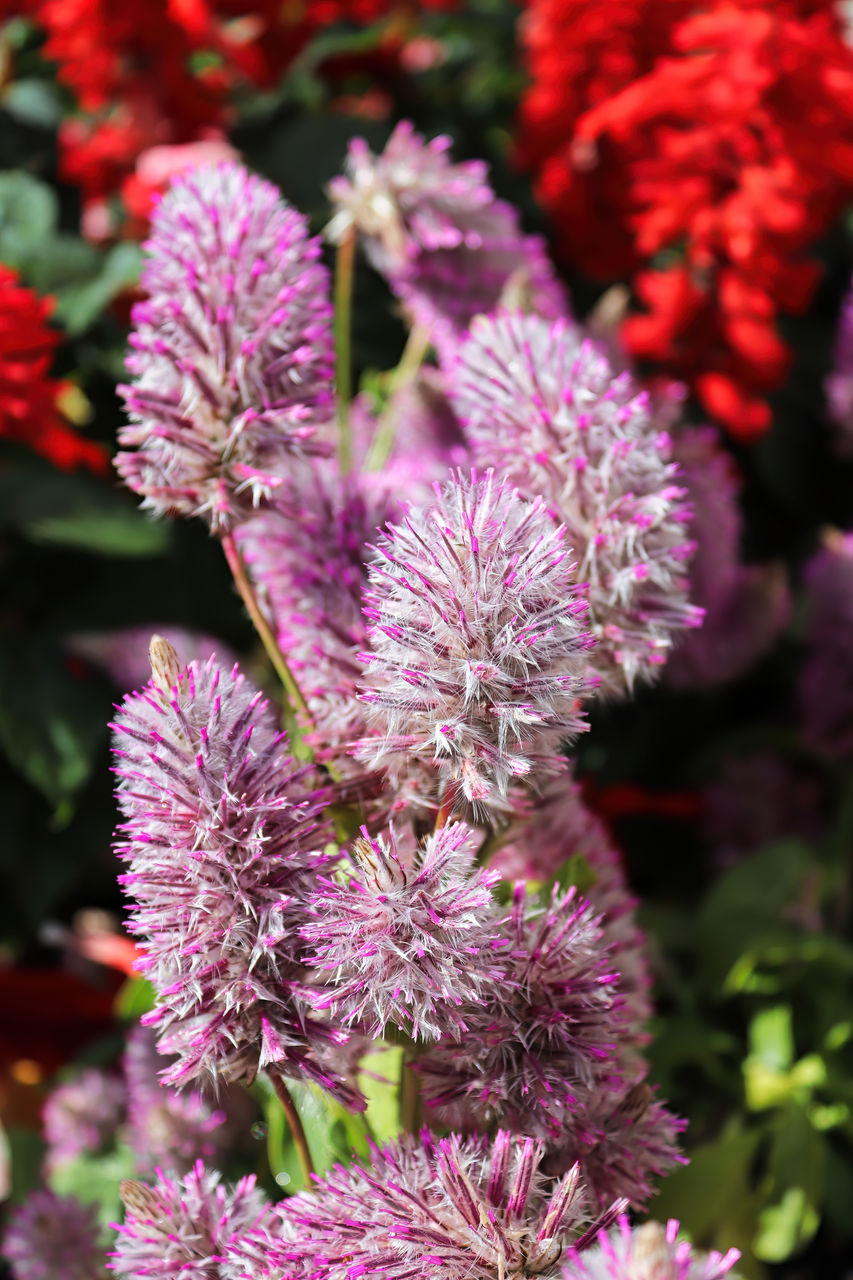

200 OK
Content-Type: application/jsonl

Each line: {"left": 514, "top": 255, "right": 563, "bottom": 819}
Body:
{"left": 0, "top": 266, "right": 107, "bottom": 473}
{"left": 518, "top": 0, "right": 853, "bottom": 439}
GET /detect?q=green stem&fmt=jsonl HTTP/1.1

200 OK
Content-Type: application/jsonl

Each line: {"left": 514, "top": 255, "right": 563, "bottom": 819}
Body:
{"left": 220, "top": 531, "right": 312, "bottom": 731}
{"left": 335, "top": 228, "right": 357, "bottom": 473}
{"left": 365, "top": 325, "right": 431, "bottom": 473}
{"left": 269, "top": 1073, "right": 314, "bottom": 1185}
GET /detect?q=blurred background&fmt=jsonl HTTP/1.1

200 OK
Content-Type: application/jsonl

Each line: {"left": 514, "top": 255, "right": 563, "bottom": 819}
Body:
{"left": 3, "top": 1, "right": 853, "bottom": 1274}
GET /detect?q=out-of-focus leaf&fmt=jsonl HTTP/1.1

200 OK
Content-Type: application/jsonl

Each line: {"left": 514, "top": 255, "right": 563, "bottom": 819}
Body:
{"left": 0, "top": 457, "right": 168, "bottom": 557}
{"left": 27, "top": 235, "right": 102, "bottom": 295}
{"left": 49, "top": 1144, "right": 136, "bottom": 1233}
{"left": 0, "top": 636, "right": 106, "bottom": 805}
{"left": 653, "top": 1123, "right": 764, "bottom": 1273}
{"left": 54, "top": 242, "right": 142, "bottom": 334}
{"left": 0, "top": 171, "right": 58, "bottom": 268}
{"left": 359, "top": 1045, "right": 403, "bottom": 1144}
{"left": 753, "top": 1106, "right": 825, "bottom": 1262}
{"left": 114, "top": 976, "right": 155, "bottom": 1022}
{"left": 2, "top": 79, "right": 64, "bottom": 128}
{"left": 749, "top": 1006, "right": 794, "bottom": 1073}
{"left": 23, "top": 508, "right": 167, "bottom": 557}
{"left": 6, "top": 1127, "right": 44, "bottom": 1205}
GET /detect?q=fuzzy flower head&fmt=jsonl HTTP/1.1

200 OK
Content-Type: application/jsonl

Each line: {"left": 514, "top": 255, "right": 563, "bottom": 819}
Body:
{"left": 491, "top": 780, "right": 652, "bottom": 1036}
{"left": 272, "top": 1128, "right": 624, "bottom": 1279}
{"left": 112, "top": 637, "right": 360, "bottom": 1105}
{"left": 117, "top": 163, "right": 334, "bottom": 531}
{"left": 450, "top": 313, "right": 701, "bottom": 696}
{"left": 43, "top": 1067, "right": 126, "bottom": 1175}
{"left": 327, "top": 121, "right": 567, "bottom": 360}
{"left": 302, "top": 821, "right": 502, "bottom": 1041}
{"left": 124, "top": 1024, "right": 253, "bottom": 1176}
{"left": 2, "top": 1190, "right": 106, "bottom": 1280}
{"left": 356, "top": 469, "right": 597, "bottom": 817}
{"left": 109, "top": 1162, "right": 271, "bottom": 1279}
{"left": 564, "top": 1216, "right": 740, "bottom": 1280}
{"left": 547, "top": 1078, "right": 685, "bottom": 1212}
{"left": 238, "top": 459, "right": 400, "bottom": 761}
{"left": 418, "top": 885, "right": 624, "bottom": 1141}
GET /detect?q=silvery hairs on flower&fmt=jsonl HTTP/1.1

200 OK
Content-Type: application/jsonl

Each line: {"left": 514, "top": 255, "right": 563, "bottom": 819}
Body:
{"left": 417, "top": 884, "right": 624, "bottom": 1143}
{"left": 110, "top": 1162, "right": 272, "bottom": 1280}
{"left": 302, "top": 821, "right": 503, "bottom": 1041}
{"left": 448, "top": 312, "right": 701, "bottom": 697}
{"left": 563, "top": 1216, "right": 740, "bottom": 1280}
{"left": 327, "top": 120, "right": 567, "bottom": 361}
{"left": 111, "top": 637, "right": 362, "bottom": 1107}
{"left": 117, "top": 162, "right": 334, "bottom": 532}
{"left": 355, "top": 469, "right": 598, "bottom": 819}
{"left": 265, "top": 1128, "right": 625, "bottom": 1279}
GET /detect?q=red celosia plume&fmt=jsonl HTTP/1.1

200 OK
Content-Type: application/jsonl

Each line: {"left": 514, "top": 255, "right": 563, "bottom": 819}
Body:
{"left": 519, "top": 0, "right": 853, "bottom": 440}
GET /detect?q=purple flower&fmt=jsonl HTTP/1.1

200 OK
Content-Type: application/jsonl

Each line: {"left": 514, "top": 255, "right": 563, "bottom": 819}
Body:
{"left": 563, "top": 1216, "right": 740, "bottom": 1280}
{"left": 109, "top": 1162, "right": 271, "bottom": 1279}
{"left": 826, "top": 281, "right": 853, "bottom": 455}
{"left": 449, "top": 312, "right": 701, "bottom": 696}
{"left": 327, "top": 121, "right": 567, "bottom": 360}
{"left": 42, "top": 1068, "right": 126, "bottom": 1175}
{"left": 111, "top": 638, "right": 362, "bottom": 1106}
{"left": 117, "top": 162, "right": 334, "bottom": 531}
{"left": 2, "top": 1190, "right": 106, "bottom": 1280}
{"left": 545, "top": 1078, "right": 685, "bottom": 1211}
{"left": 124, "top": 1024, "right": 254, "bottom": 1176}
{"left": 237, "top": 460, "right": 398, "bottom": 765}
{"left": 355, "top": 469, "right": 597, "bottom": 817}
{"left": 302, "top": 821, "right": 501, "bottom": 1041}
{"left": 800, "top": 530, "right": 853, "bottom": 758}
{"left": 491, "top": 780, "right": 652, "bottom": 1036}
{"left": 417, "top": 885, "right": 624, "bottom": 1141}
{"left": 67, "top": 627, "right": 238, "bottom": 694}
{"left": 271, "top": 1128, "right": 624, "bottom": 1278}
{"left": 665, "top": 427, "right": 789, "bottom": 690}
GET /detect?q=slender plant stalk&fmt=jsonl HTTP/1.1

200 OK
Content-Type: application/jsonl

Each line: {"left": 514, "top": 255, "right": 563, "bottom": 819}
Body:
{"left": 365, "top": 324, "right": 432, "bottom": 473}
{"left": 434, "top": 791, "right": 455, "bottom": 832}
{"left": 269, "top": 1073, "right": 315, "bottom": 1185}
{"left": 335, "top": 228, "right": 357, "bottom": 473}
{"left": 220, "top": 531, "right": 312, "bottom": 727}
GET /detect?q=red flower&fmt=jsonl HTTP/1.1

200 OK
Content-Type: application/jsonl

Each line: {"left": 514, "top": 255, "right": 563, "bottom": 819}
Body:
{"left": 0, "top": 267, "right": 107, "bottom": 473}
{"left": 23, "top": 0, "right": 455, "bottom": 214}
{"left": 519, "top": 1, "right": 853, "bottom": 439}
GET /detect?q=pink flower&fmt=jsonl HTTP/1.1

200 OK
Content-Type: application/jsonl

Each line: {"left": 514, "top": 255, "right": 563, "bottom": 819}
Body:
{"left": 355, "top": 469, "right": 597, "bottom": 817}
{"left": 302, "top": 821, "right": 502, "bottom": 1041}
{"left": 117, "top": 163, "right": 334, "bottom": 531}
{"left": 449, "top": 312, "right": 701, "bottom": 696}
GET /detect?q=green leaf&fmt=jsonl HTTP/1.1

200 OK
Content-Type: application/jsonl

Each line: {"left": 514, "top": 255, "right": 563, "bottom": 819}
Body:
{"left": 749, "top": 1006, "right": 794, "bottom": 1073}
{"left": 0, "top": 636, "right": 106, "bottom": 805}
{"left": 359, "top": 1045, "right": 404, "bottom": 1144}
{"left": 1, "top": 79, "right": 64, "bottom": 128}
{"left": 0, "top": 171, "right": 58, "bottom": 269}
{"left": 653, "top": 1122, "right": 764, "bottom": 1267}
{"left": 54, "top": 242, "right": 142, "bottom": 335}
{"left": 6, "top": 1127, "right": 44, "bottom": 1205}
{"left": 0, "top": 458, "right": 168, "bottom": 557}
{"left": 23, "top": 507, "right": 168, "bottom": 557}
{"left": 114, "top": 977, "right": 155, "bottom": 1022}
{"left": 50, "top": 1144, "right": 136, "bottom": 1234}
{"left": 753, "top": 1107, "right": 825, "bottom": 1262}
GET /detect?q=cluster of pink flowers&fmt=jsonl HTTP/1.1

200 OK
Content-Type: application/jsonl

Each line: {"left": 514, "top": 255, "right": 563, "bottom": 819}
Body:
{"left": 4, "top": 128, "right": 750, "bottom": 1280}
